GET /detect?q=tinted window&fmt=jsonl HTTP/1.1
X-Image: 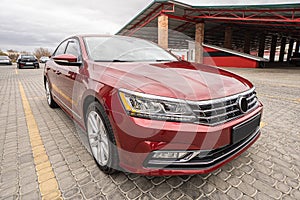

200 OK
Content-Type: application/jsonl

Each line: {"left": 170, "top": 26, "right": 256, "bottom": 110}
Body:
{"left": 65, "top": 40, "right": 81, "bottom": 60}
{"left": 54, "top": 40, "right": 68, "bottom": 56}
{"left": 22, "top": 56, "right": 35, "bottom": 59}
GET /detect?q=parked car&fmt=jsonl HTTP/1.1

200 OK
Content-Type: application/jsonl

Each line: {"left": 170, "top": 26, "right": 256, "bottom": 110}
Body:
{"left": 39, "top": 56, "right": 50, "bottom": 63}
{"left": 0, "top": 56, "right": 12, "bottom": 65}
{"left": 44, "top": 35, "right": 263, "bottom": 175}
{"left": 17, "top": 55, "right": 39, "bottom": 69}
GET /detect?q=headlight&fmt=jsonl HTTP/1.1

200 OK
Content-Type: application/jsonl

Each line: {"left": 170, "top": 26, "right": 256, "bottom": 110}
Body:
{"left": 119, "top": 89, "right": 196, "bottom": 123}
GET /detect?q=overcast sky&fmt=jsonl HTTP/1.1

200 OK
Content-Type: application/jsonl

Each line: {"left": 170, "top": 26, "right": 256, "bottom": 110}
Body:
{"left": 0, "top": 0, "right": 299, "bottom": 53}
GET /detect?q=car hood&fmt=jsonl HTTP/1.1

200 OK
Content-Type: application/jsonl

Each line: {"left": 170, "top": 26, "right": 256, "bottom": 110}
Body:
{"left": 90, "top": 61, "right": 253, "bottom": 101}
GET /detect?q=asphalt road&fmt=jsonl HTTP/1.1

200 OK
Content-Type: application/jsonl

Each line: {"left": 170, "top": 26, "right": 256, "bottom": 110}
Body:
{"left": 0, "top": 64, "right": 299, "bottom": 200}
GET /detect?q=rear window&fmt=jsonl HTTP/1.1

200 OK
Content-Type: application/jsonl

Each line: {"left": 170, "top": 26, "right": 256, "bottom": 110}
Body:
{"left": 22, "top": 56, "right": 36, "bottom": 59}
{"left": 0, "top": 56, "right": 9, "bottom": 60}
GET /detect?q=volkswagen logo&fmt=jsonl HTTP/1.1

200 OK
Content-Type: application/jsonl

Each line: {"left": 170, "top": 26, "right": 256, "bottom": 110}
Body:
{"left": 237, "top": 96, "right": 248, "bottom": 113}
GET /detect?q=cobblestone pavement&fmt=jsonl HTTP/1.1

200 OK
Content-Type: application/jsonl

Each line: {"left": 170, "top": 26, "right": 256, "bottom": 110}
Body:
{"left": 0, "top": 64, "right": 299, "bottom": 200}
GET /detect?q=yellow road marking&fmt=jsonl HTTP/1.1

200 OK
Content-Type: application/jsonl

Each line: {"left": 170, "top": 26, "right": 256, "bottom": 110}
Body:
{"left": 18, "top": 82, "right": 62, "bottom": 200}
{"left": 260, "top": 121, "right": 266, "bottom": 128}
{"left": 15, "top": 68, "right": 18, "bottom": 74}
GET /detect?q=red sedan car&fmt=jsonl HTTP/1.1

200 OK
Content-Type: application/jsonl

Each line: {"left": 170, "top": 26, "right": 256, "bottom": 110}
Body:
{"left": 44, "top": 35, "right": 263, "bottom": 175}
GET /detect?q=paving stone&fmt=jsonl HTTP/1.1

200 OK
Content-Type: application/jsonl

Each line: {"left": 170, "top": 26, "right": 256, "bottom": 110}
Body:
{"left": 227, "top": 187, "right": 243, "bottom": 199}
{"left": 126, "top": 187, "right": 142, "bottom": 199}
{"left": 226, "top": 175, "right": 242, "bottom": 187}
{"left": 166, "top": 176, "right": 184, "bottom": 188}
{"left": 251, "top": 171, "right": 277, "bottom": 186}
{"left": 80, "top": 181, "right": 100, "bottom": 199}
{"left": 149, "top": 182, "right": 172, "bottom": 199}
{"left": 20, "top": 190, "right": 41, "bottom": 200}
{"left": 138, "top": 193, "right": 152, "bottom": 200}
{"left": 209, "top": 189, "right": 231, "bottom": 200}
{"left": 200, "top": 182, "right": 215, "bottom": 195}
{"left": 119, "top": 180, "right": 136, "bottom": 193}
{"left": 253, "top": 180, "right": 282, "bottom": 199}
{"left": 0, "top": 184, "right": 18, "bottom": 198}
{"left": 62, "top": 187, "right": 80, "bottom": 199}
{"left": 188, "top": 175, "right": 205, "bottom": 188}
{"left": 58, "top": 176, "right": 77, "bottom": 192}
{"left": 106, "top": 189, "right": 126, "bottom": 199}
{"left": 178, "top": 182, "right": 202, "bottom": 199}
{"left": 207, "top": 174, "right": 231, "bottom": 192}
{"left": 2, "top": 66, "right": 300, "bottom": 200}
{"left": 255, "top": 192, "right": 274, "bottom": 200}
{"left": 134, "top": 176, "right": 154, "bottom": 192}
{"left": 101, "top": 180, "right": 118, "bottom": 195}
{"left": 20, "top": 181, "right": 38, "bottom": 195}
{"left": 291, "top": 189, "right": 300, "bottom": 199}
{"left": 237, "top": 181, "right": 257, "bottom": 197}
{"left": 285, "top": 176, "right": 300, "bottom": 188}
{"left": 167, "top": 189, "right": 184, "bottom": 199}
{"left": 275, "top": 181, "right": 291, "bottom": 194}
{"left": 151, "top": 177, "right": 166, "bottom": 185}
{"left": 109, "top": 173, "right": 128, "bottom": 185}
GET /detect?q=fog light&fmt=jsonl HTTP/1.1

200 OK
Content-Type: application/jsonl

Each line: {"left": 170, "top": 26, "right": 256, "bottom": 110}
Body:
{"left": 152, "top": 151, "right": 187, "bottom": 159}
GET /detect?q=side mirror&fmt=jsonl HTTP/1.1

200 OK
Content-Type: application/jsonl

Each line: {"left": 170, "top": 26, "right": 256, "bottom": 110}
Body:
{"left": 52, "top": 54, "right": 82, "bottom": 66}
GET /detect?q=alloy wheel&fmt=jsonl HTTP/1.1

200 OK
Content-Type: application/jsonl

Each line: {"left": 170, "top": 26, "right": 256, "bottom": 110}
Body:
{"left": 87, "top": 111, "right": 109, "bottom": 166}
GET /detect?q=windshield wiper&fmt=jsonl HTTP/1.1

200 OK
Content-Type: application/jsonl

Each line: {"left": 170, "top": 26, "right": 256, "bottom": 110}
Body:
{"left": 94, "top": 59, "right": 133, "bottom": 62}
{"left": 155, "top": 59, "right": 174, "bottom": 62}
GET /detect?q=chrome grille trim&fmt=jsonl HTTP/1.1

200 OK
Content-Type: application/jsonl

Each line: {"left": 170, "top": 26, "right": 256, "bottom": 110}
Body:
{"left": 187, "top": 88, "right": 259, "bottom": 126}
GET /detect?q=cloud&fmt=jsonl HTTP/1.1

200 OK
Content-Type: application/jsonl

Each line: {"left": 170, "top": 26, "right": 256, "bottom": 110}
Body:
{"left": 0, "top": 0, "right": 151, "bottom": 52}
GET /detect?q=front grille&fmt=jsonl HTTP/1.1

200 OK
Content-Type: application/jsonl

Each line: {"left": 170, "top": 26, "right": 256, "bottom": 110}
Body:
{"left": 189, "top": 88, "right": 258, "bottom": 126}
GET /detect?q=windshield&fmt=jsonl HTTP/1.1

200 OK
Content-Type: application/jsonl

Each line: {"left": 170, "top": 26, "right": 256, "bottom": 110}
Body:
{"left": 84, "top": 36, "right": 177, "bottom": 62}
{"left": 0, "top": 56, "right": 9, "bottom": 60}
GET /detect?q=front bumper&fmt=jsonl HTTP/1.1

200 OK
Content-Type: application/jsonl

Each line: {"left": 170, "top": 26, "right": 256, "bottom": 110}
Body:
{"left": 19, "top": 62, "right": 39, "bottom": 68}
{"left": 109, "top": 94, "right": 263, "bottom": 175}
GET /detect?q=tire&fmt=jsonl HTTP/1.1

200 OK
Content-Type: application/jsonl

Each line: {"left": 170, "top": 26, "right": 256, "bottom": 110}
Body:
{"left": 86, "top": 102, "right": 118, "bottom": 174}
{"left": 17, "top": 64, "right": 20, "bottom": 69}
{"left": 45, "top": 79, "right": 58, "bottom": 108}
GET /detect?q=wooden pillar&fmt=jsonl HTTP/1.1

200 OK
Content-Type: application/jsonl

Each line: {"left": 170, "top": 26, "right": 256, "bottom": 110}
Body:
{"left": 158, "top": 14, "right": 168, "bottom": 49}
{"left": 269, "top": 35, "right": 277, "bottom": 62}
{"left": 279, "top": 37, "right": 286, "bottom": 62}
{"left": 224, "top": 26, "right": 232, "bottom": 49}
{"left": 195, "top": 23, "right": 205, "bottom": 64}
{"left": 295, "top": 41, "right": 300, "bottom": 53}
{"left": 287, "top": 39, "right": 294, "bottom": 61}
{"left": 258, "top": 34, "right": 266, "bottom": 58}
{"left": 244, "top": 33, "right": 251, "bottom": 54}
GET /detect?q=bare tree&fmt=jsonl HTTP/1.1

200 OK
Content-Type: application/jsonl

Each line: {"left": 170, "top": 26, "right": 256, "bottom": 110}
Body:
{"left": 34, "top": 47, "right": 51, "bottom": 59}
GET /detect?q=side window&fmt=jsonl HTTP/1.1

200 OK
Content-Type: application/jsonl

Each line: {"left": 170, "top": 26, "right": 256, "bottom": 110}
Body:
{"left": 65, "top": 40, "right": 81, "bottom": 61}
{"left": 54, "top": 41, "right": 68, "bottom": 56}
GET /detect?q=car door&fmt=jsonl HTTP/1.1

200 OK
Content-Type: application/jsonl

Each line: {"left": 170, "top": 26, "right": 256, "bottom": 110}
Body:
{"left": 46, "top": 40, "right": 68, "bottom": 102}
{"left": 56, "top": 38, "right": 83, "bottom": 119}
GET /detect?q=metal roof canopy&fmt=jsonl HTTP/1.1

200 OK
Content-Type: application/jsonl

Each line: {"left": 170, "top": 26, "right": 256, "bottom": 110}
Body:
{"left": 117, "top": 0, "right": 300, "bottom": 51}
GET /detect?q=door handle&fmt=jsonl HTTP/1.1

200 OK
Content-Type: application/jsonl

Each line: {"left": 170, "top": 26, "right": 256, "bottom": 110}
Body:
{"left": 56, "top": 70, "right": 61, "bottom": 75}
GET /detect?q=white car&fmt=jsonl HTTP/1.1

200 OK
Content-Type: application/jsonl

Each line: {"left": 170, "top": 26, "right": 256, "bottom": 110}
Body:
{"left": 0, "top": 56, "right": 12, "bottom": 65}
{"left": 39, "top": 56, "right": 50, "bottom": 63}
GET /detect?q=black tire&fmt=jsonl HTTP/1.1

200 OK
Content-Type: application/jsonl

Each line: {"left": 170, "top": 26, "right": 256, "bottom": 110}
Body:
{"left": 85, "top": 102, "right": 119, "bottom": 174}
{"left": 17, "top": 64, "right": 20, "bottom": 69}
{"left": 45, "top": 79, "right": 58, "bottom": 108}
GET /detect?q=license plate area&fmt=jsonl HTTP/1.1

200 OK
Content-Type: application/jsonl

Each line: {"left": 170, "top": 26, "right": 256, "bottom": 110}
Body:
{"left": 232, "top": 114, "right": 261, "bottom": 144}
{"left": 26, "top": 62, "right": 33, "bottom": 65}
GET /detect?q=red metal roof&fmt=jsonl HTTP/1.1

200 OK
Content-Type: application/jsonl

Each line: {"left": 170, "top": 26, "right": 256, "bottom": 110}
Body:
{"left": 117, "top": 0, "right": 300, "bottom": 50}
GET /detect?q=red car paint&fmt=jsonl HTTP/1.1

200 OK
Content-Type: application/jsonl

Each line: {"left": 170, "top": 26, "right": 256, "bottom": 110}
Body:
{"left": 44, "top": 35, "right": 263, "bottom": 175}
